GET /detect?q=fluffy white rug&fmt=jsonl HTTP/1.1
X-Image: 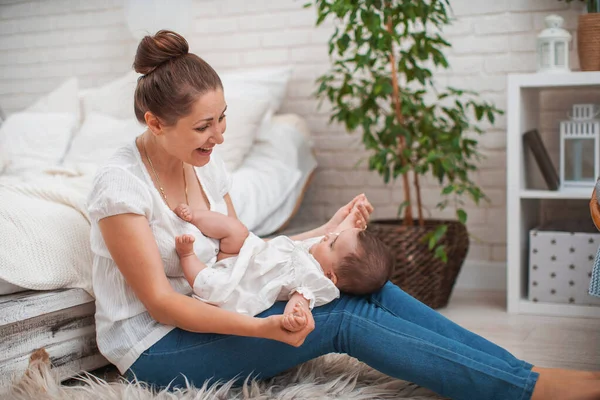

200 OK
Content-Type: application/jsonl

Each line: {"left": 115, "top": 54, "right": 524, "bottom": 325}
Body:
{"left": 8, "top": 349, "right": 446, "bottom": 399}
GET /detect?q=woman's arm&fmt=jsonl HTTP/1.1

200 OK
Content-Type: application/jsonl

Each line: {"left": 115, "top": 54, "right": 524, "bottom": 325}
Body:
{"left": 98, "top": 213, "right": 311, "bottom": 346}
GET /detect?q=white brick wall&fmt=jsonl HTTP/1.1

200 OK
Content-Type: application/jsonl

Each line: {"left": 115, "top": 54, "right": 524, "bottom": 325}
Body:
{"left": 0, "top": 0, "right": 589, "bottom": 265}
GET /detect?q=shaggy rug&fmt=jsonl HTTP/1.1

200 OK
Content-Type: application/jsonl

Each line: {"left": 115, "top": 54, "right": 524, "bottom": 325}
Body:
{"left": 8, "top": 349, "right": 447, "bottom": 399}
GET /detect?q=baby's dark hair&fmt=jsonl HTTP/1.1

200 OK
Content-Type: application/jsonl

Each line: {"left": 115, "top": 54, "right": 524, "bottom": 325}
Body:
{"left": 335, "top": 229, "right": 394, "bottom": 295}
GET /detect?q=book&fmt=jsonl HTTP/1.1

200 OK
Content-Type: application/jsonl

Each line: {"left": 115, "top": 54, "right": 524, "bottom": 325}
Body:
{"left": 523, "top": 129, "right": 560, "bottom": 191}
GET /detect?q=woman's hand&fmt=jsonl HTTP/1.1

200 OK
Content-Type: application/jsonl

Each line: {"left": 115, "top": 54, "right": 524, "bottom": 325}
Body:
{"left": 281, "top": 303, "right": 309, "bottom": 332}
{"left": 323, "top": 193, "right": 374, "bottom": 233}
{"left": 258, "top": 305, "right": 315, "bottom": 347}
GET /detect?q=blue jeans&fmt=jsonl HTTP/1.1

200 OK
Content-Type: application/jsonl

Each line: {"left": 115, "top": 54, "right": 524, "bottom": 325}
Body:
{"left": 126, "top": 282, "right": 538, "bottom": 400}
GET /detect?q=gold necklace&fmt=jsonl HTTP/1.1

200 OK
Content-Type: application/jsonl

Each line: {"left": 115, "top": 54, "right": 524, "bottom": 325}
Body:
{"left": 141, "top": 136, "right": 188, "bottom": 206}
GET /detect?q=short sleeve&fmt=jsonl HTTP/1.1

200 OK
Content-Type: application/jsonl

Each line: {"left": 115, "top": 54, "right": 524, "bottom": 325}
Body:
{"left": 87, "top": 166, "right": 152, "bottom": 222}
{"left": 288, "top": 249, "right": 340, "bottom": 309}
{"left": 211, "top": 152, "right": 233, "bottom": 197}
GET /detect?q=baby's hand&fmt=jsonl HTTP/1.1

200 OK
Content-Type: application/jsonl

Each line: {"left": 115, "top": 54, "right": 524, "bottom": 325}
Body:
{"left": 281, "top": 303, "right": 308, "bottom": 332}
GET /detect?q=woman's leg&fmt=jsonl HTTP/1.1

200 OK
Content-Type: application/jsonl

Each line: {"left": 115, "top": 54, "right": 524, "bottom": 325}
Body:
{"left": 369, "top": 282, "right": 528, "bottom": 368}
{"left": 126, "top": 301, "right": 331, "bottom": 389}
{"left": 372, "top": 282, "right": 600, "bottom": 381}
{"left": 127, "top": 295, "right": 539, "bottom": 400}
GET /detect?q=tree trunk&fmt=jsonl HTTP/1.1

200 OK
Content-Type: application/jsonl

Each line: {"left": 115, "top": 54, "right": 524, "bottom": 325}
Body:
{"left": 414, "top": 170, "right": 424, "bottom": 226}
{"left": 387, "top": 15, "right": 413, "bottom": 226}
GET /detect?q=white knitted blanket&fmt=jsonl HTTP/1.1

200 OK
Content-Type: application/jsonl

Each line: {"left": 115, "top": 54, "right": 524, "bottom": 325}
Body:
{"left": 0, "top": 167, "right": 95, "bottom": 296}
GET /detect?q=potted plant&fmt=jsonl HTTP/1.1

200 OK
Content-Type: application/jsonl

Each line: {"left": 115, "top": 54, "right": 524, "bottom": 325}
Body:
{"left": 561, "top": 0, "right": 600, "bottom": 71}
{"left": 305, "top": 0, "right": 503, "bottom": 308}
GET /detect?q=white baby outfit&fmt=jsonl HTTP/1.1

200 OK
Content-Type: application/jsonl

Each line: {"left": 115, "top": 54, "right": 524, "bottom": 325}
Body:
{"left": 193, "top": 233, "right": 340, "bottom": 315}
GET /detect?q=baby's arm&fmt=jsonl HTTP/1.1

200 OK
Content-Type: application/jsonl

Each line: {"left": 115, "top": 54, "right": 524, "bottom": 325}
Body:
{"left": 175, "top": 234, "right": 208, "bottom": 287}
{"left": 175, "top": 204, "right": 249, "bottom": 257}
{"left": 281, "top": 292, "right": 311, "bottom": 332}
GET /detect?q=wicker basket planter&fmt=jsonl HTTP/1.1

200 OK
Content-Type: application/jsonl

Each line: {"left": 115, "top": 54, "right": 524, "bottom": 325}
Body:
{"left": 367, "top": 219, "right": 469, "bottom": 309}
{"left": 578, "top": 13, "right": 600, "bottom": 71}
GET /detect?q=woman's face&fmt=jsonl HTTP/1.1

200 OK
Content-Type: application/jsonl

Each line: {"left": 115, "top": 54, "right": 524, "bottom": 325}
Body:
{"left": 158, "top": 88, "right": 227, "bottom": 167}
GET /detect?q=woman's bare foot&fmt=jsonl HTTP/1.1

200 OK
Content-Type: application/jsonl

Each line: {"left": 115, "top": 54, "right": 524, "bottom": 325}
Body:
{"left": 531, "top": 368, "right": 600, "bottom": 400}
{"left": 175, "top": 234, "right": 195, "bottom": 258}
{"left": 534, "top": 366, "right": 600, "bottom": 381}
{"left": 282, "top": 304, "right": 308, "bottom": 332}
{"left": 174, "top": 203, "right": 193, "bottom": 222}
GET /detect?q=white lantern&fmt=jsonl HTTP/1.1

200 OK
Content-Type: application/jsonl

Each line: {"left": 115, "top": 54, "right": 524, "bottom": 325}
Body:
{"left": 560, "top": 104, "right": 600, "bottom": 189}
{"left": 537, "top": 14, "right": 572, "bottom": 73}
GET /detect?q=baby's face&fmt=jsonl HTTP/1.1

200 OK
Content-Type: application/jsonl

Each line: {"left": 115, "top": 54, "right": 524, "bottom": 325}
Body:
{"left": 310, "top": 228, "right": 361, "bottom": 277}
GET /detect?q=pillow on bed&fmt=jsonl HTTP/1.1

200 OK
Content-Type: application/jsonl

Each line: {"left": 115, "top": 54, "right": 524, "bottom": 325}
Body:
{"left": 78, "top": 66, "right": 292, "bottom": 121}
{"left": 220, "top": 66, "right": 293, "bottom": 114}
{"left": 63, "top": 113, "right": 146, "bottom": 167}
{"left": 79, "top": 71, "right": 141, "bottom": 120}
{"left": 1, "top": 112, "right": 79, "bottom": 175}
{"left": 214, "top": 94, "right": 271, "bottom": 171}
{"left": 25, "top": 77, "right": 80, "bottom": 117}
{"left": 0, "top": 132, "right": 8, "bottom": 174}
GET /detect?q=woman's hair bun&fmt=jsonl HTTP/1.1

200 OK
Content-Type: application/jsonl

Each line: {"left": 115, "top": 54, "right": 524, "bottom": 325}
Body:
{"left": 133, "top": 30, "right": 189, "bottom": 75}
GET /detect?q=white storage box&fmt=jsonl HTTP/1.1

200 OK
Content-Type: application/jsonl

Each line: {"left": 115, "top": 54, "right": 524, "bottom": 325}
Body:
{"left": 529, "top": 220, "right": 600, "bottom": 306}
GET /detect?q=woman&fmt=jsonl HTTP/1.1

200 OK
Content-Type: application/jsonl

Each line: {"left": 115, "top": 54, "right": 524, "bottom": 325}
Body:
{"left": 88, "top": 30, "right": 600, "bottom": 400}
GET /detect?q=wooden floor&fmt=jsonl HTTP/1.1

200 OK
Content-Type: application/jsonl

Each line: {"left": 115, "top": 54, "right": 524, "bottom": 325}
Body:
{"left": 438, "top": 290, "right": 600, "bottom": 372}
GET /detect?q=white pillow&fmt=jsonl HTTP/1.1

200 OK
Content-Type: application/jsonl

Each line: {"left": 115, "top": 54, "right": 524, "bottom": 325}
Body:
{"left": 25, "top": 78, "right": 80, "bottom": 118}
{"left": 230, "top": 136, "right": 302, "bottom": 233}
{"left": 220, "top": 66, "right": 293, "bottom": 113}
{"left": 0, "top": 129, "right": 8, "bottom": 174}
{"left": 63, "top": 113, "right": 146, "bottom": 167}
{"left": 79, "top": 71, "right": 141, "bottom": 120}
{"left": 79, "top": 66, "right": 292, "bottom": 121}
{"left": 1, "top": 112, "right": 78, "bottom": 175}
{"left": 214, "top": 95, "right": 271, "bottom": 171}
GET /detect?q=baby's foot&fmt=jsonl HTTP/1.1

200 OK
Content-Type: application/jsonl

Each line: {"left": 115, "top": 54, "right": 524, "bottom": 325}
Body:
{"left": 336, "top": 203, "right": 365, "bottom": 232}
{"left": 175, "top": 234, "right": 195, "bottom": 258}
{"left": 174, "top": 203, "right": 193, "bottom": 222}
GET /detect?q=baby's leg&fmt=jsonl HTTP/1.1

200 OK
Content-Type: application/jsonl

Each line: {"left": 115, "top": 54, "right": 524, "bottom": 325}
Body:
{"left": 175, "top": 204, "right": 249, "bottom": 256}
{"left": 175, "top": 234, "right": 208, "bottom": 288}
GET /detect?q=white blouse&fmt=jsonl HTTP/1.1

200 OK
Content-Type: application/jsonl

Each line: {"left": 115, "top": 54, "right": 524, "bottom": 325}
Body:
{"left": 194, "top": 233, "right": 340, "bottom": 315}
{"left": 87, "top": 140, "right": 231, "bottom": 374}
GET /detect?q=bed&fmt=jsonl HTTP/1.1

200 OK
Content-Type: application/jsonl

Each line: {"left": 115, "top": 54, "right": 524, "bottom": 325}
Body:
{"left": 0, "top": 68, "right": 318, "bottom": 393}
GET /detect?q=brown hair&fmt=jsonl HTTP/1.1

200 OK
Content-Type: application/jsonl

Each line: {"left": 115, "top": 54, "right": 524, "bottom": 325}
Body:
{"left": 132, "top": 30, "right": 222, "bottom": 126}
{"left": 335, "top": 229, "right": 394, "bottom": 295}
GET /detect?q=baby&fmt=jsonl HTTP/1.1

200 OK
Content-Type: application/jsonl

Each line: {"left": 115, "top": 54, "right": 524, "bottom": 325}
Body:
{"left": 173, "top": 203, "right": 394, "bottom": 332}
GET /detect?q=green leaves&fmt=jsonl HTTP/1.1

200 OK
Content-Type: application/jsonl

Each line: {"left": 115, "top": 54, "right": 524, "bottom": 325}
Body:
{"left": 306, "top": 0, "right": 502, "bottom": 243}
{"left": 456, "top": 209, "right": 467, "bottom": 224}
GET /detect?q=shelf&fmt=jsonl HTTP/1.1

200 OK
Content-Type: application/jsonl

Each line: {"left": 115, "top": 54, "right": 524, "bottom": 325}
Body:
{"left": 519, "top": 188, "right": 593, "bottom": 199}
{"left": 508, "top": 71, "right": 600, "bottom": 89}
{"left": 507, "top": 71, "right": 600, "bottom": 318}
{"left": 518, "top": 299, "right": 600, "bottom": 318}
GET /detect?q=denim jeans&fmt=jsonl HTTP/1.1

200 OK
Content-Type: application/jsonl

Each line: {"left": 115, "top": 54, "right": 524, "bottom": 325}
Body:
{"left": 126, "top": 282, "right": 538, "bottom": 400}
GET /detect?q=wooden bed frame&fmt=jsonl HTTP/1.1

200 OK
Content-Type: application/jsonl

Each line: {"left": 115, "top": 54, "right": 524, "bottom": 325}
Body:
{"left": 0, "top": 288, "right": 108, "bottom": 394}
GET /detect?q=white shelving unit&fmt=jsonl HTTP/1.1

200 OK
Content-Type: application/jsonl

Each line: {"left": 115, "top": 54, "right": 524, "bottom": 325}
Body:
{"left": 507, "top": 71, "right": 600, "bottom": 319}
